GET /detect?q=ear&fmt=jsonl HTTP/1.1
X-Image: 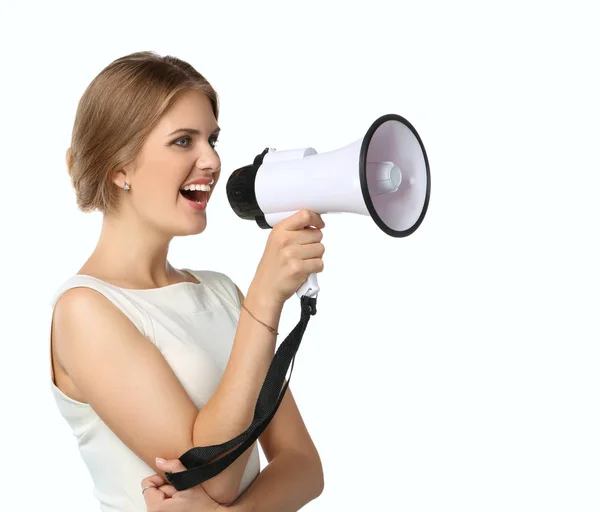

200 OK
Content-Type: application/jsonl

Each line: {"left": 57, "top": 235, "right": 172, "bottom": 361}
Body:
{"left": 111, "top": 168, "right": 129, "bottom": 188}
{"left": 65, "top": 148, "right": 74, "bottom": 171}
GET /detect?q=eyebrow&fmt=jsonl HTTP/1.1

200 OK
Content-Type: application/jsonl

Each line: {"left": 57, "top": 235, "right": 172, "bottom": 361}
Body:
{"left": 168, "top": 127, "right": 221, "bottom": 137}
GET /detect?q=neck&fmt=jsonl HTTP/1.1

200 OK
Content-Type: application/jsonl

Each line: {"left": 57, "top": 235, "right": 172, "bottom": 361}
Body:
{"left": 84, "top": 209, "right": 177, "bottom": 288}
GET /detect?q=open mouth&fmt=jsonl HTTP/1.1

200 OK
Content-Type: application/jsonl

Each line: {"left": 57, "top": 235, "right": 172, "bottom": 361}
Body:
{"left": 180, "top": 188, "right": 207, "bottom": 203}
{"left": 179, "top": 183, "right": 212, "bottom": 207}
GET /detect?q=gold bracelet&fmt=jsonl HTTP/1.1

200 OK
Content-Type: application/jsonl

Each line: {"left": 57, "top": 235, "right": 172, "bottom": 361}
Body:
{"left": 241, "top": 303, "right": 279, "bottom": 336}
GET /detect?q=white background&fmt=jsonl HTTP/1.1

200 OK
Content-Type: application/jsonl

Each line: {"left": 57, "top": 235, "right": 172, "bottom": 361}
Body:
{"left": 1, "top": 1, "right": 599, "bottom": 511}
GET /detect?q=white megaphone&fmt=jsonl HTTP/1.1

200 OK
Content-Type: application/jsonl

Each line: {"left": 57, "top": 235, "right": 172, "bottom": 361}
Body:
{"left": 226, "top": 113, "right": 430, "bottom": 299}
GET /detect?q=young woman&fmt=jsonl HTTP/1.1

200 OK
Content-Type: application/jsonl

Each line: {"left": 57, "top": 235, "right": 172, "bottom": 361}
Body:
{"left": 49, "top": 51, "right": 325, "bottom": 512}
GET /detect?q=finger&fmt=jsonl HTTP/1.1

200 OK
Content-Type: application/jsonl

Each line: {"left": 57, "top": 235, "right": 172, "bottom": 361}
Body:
{"left": 142, "top": 485, "right": 167, "bottom": 508}
{"left": 283, "top": 210, "right": 325, "bottom": 230}
{"left": 142, "top": 474, "right": 166, "bottom": 489}
{"left": 141, "top": 475, "right": 168, "bottom": 508}
{"left": 156, "top": 457, "right": 187, "bottom": 474}
{"left": 158, "top": 483, "right": 177, "bottom": 498}
{"left": 292, "top": 227, "right": 323, "bottom": 245}
{"left": 303, "top": 257, "right": 325, "bottom": 274}
{"left": 287, "top": 242, "right": 325, "bottom": 261}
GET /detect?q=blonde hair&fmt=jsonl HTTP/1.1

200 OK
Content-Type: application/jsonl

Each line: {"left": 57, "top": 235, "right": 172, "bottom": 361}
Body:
{"left": 66, "top": 51, "right": 219, "bottom": 213}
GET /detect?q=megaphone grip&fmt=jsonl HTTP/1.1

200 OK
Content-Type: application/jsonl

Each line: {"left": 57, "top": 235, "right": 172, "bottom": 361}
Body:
{"left": 296, "top": 273, "right": 319, "bottom": 298}
{"left": 165, "top": 295, "right": 318, "bottom": 491}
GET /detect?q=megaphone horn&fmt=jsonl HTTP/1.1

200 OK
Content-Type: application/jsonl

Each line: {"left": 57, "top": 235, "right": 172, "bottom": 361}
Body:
{"left": 226, "top": 113, "right": 431, "bottom": 298}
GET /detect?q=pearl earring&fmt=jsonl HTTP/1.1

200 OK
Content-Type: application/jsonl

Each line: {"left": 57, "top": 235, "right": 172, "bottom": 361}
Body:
{"left": 124, "top": 182, "right": 130, "bottom": 191}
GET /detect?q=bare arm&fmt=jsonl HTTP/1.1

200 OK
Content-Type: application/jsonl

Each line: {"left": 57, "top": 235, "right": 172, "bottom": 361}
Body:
{"left": 191, "top": 282, "right": 282, "bottom": 460}
{"left": 52, "top": 281, "right": 282, "bottom": 505}
{"left": 149, "top": 384, "right": 324, "bottom": 512}
{"left": 226, "top": 387, "right": 325, "bottom": 512}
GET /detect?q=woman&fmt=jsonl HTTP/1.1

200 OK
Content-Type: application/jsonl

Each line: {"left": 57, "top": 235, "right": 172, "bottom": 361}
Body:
{"left": 49, "top": 51, "right": 325, "bottom": 511}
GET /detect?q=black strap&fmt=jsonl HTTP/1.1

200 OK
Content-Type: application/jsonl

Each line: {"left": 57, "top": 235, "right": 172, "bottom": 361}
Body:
{"left": 166, "top": 295, "right": 317, "bottom": 491}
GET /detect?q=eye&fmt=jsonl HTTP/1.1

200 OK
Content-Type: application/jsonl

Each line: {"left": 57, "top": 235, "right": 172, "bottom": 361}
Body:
{"left": 173, "top": 136, "right": 192, "bottom": 148}
{"left": 209, "top": 137, "right": 219, "bottom": 150}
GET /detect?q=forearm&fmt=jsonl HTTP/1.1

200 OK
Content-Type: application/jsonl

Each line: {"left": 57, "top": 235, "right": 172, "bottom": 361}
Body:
{"left": 194, "top": 285, "right": 282, "bottom": 436}
{"left": 192, "top": 284, "right": 283, "bottom": 502}
{"left": 226, "top": 450, "right": 324, "bottom": 512}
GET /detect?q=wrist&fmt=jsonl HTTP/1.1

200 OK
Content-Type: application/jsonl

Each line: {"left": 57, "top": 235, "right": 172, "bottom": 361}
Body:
{"left": 246, "top": 282, "right": 284, "bottom": 313}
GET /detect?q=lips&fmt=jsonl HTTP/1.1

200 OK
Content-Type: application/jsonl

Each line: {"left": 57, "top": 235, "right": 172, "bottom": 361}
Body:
{"left": 179, "top": 177, "right": 215, "bottom": 211}
{"left": 180, "top": 189, "right": 207, "bottom": 210}
{"left": 180, "top": 187, "right": 207, "bottom": 203}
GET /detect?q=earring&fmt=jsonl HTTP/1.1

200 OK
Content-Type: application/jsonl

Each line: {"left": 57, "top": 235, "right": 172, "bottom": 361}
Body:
{"left": 124, "top": 182, "right": 130, "bottom": 191}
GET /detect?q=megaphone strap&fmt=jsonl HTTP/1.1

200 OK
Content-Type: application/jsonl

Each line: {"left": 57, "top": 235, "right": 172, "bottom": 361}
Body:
{"left": 165, "top": 295, "right": 317, "bottom": 491}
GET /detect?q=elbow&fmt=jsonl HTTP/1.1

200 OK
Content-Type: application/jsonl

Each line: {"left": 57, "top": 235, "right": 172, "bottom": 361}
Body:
{"left": 221, "top": 488, "right": 242, "bottom": 507}
{"left": 300, "top": 449, "right": 324, "bottom": 499}
{"left": 314, "top": 457, "right": 325, "bottom": 498}
{"left": 202, "top": 481, "right": 240, "bottom": 507}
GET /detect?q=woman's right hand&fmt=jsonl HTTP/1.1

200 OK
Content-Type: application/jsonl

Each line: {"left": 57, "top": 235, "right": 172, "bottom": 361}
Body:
{"left": 142, "top": 459, "right": 223, "bottom": 512}
{"left": 250, "top": 209, "right": 326, "bottom": 306}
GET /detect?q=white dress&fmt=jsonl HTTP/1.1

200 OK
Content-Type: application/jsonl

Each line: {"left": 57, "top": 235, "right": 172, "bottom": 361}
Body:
{"left": 48, "top": 269, "right": 261, "bottom": 511}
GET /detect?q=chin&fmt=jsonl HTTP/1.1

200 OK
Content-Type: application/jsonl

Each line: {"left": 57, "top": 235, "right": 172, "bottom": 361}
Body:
{"left": 172, "top": 196, "right": 211, "bottom": 236}
{"left": 165, "top": 215, "right": 206, "bottom": 237}
{"left": 189, "top": 223, "right": 207, "bottom": 235}
{"left": 183, "top": 219, "right": 207, "bottom": 236}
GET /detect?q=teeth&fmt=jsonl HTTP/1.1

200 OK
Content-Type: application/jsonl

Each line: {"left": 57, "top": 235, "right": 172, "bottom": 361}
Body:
{"left": 181, "top": 182, "right": 212, "bottom": 192}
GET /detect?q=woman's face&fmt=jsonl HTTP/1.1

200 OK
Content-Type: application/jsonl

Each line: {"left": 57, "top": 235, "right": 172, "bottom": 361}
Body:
{"left": 121, "top": 89, "right": 221, "bottom": 237}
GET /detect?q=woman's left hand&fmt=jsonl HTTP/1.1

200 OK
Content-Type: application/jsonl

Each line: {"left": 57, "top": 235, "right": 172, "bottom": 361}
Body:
{"left": 142, "top": 458, "right": 223, "bottom": 512}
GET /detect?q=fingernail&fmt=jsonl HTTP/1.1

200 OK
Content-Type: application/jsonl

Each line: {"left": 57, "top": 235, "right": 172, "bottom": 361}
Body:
{"left": 156, "top": 457, "right": 165, "bottom": 466}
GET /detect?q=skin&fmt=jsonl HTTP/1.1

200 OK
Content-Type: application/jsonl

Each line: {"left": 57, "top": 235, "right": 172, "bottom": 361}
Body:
{"left": 51, "top": 89, "right": 324, "bottom": 512}
{"left": 141, "top": 458, "right": 224, "bottom": 511}
{"left": 78, "top": 89, "right": 222, "bottom": 289}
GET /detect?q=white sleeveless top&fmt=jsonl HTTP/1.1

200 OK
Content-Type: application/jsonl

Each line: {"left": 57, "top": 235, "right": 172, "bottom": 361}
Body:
{"left": 48, "top": 269, "right": 261, "bottom": 512}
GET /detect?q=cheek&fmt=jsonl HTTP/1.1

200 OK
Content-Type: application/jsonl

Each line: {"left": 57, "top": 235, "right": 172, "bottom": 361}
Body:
{"left": 148, "top": 158, "right": 189, "bottom": 191}
{"left": 136, "top": 174, "right": 181, "bottom": 208}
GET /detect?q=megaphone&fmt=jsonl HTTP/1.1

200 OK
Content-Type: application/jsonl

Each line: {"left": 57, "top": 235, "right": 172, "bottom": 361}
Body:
{"left": 226, "top": 113, "right": 430, "bottom": 298}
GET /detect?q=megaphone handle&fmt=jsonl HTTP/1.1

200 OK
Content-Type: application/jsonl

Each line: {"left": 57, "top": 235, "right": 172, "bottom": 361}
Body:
{"left": 296, "top": 272, "right": 319, "bottom": 298}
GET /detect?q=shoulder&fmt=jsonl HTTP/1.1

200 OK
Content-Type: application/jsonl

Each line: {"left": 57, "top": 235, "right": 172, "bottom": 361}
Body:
{"left": 51, "top": 275, "right": 150, "bottom": 335}
{"left": 51, "top": 285, "right": 149, "bottom": 373}
{"left": 53, "top": 284, "right": 104, "bottom": 315}
{"left": 53, "top": 284, "right": 123, "bottom": 322}
{"left": 53, "top": 284, "right": 135, "bottom": 338}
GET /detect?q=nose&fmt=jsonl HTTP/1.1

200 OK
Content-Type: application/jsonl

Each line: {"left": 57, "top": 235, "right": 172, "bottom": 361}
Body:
{"left": 194, "top": 146, "right": 220, "bottom": 174}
